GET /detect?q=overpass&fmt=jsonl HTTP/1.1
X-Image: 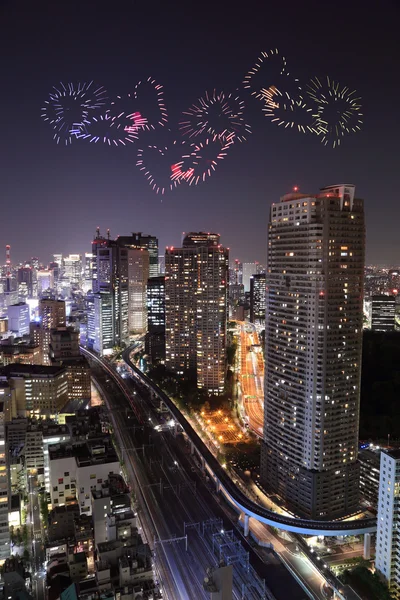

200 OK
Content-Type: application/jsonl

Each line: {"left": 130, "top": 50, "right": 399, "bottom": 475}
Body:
{"left": 81, "top": 346, "right": 377, "bottom": 537}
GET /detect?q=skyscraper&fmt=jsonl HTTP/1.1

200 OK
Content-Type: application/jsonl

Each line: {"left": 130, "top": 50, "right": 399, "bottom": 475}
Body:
{"left": 63, "top": 254, "right": 82, "bottom": 288}
{"left": 38, "top": 299, "right": 66, "bottom": 364}
{"left": 7, "top": 302, "right": 30, "bottom": 337}
{"left": 91, "top": 229, "right": 129, "bottom": 354}
{"left": 261, "top": 184, "right": 365, "bottom": 519}
{"left": 127, "top": 248, "right": 149, "bottom": 334}
{"left": 250, "top": 274, "right": 266, "bottom": 324}
{"left": 165, "top": 233, "right": 228, "bottom": 394}
{"left": 242, "top": 262, "right": 258, "bottom": 292}
{"left": 117, "top": 232, "right": 159, "bottom": 278}
{"left": 145, "top": 276, "right": 165, "bottom": 362}
{"left": 371, "top": 295, "right": 396, "bottom": 331}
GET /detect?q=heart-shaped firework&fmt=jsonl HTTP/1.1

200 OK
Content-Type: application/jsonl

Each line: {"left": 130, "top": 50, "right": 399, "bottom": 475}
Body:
{"left": 136, "top": 136, "right": 197, "bottom": 195}
{"left": 184, "top": 134, "right": 234, "bottom": 186}
{"left": 109, "top": 76, "right": 168, "bottom": 135}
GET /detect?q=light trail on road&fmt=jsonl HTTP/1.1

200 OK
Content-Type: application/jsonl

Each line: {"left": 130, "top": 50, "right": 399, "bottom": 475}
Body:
{"left": 237, "top": 321, "right": 264, "bottom": 435}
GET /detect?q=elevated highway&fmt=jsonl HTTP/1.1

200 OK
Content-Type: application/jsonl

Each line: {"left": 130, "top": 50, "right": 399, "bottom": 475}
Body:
{"left": 81, "top": 346, "right": 376, "bottom": 537}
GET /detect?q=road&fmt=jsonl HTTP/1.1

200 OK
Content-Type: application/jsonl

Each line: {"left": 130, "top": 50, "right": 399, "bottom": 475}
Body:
{"left": 88, "top": 356, "right": 315, "bottom": 600}
{"left": 28, "top": 475, "right": 46, "bottom": 600}
{"left": 236, "top": 321, "right": 264, "bottom": 436}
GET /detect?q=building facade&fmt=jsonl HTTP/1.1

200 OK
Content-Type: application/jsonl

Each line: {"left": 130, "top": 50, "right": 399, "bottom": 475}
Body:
{"left": 375, "top": 449, "right": 400, "bottom": 598}
{"left": 262, "top": 184, "right": 365, "bottom": 519}
{"left": 127, "top": 248, "right": 149, "bottom": 334}
{"left": 371, "top": 295, "right": 396, "bottom": 331}
{"left": 7, "top": 303, "right": 30, "bottom": 337}
{"left": 165, "top": 233, "right": 228, "bottom": 394}
{"left": 249, "top": 274, "right": 266, "bottom": 324}
{"left": 145, "top": 276, "right": 165, "bottom": 362}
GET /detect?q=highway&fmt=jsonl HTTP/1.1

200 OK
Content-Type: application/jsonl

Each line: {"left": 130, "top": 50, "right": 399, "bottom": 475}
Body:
{"left": 89, "top": 358, "right": 278, "bottom": 599}
{"left": 237, "top": 321, "right": 264, "bottom": 435}
{"left": 116, "top": 347, "right": 377, "bottom": 537}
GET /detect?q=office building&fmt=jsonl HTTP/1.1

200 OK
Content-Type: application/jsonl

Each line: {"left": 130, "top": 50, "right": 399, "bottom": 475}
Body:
{"left": 371, "top": 295, "right": 396, "bottom": 331}
{"left": 37, "top": 299, "right": 66, "bottom": 364}
{"left": 63, "top": 254, "right": 82, "bottom": 288}
{"left": 145, "top": 276, "right": 165, "bottom": 362}
{"left": 127, "top": 248, "right": 149, "bottom": 334}
{"left": 242, "top": 262, "right": 258, "bottom": 292}
{"left": 375, "top": 449, "right": 400, "bottom": 597}
{"left": 165, "top": 232, "right": 228, "bottom": 394}
{"left": 117, "top": 232, "right": 159, "bottom": 278}
{"left": 91, "top": 230, "right": 129, "bottom": 354}
{"left": 249, "top": 274, "right": 266, "bottom": 324}
{"left": 7, "top": 303, "right": 30, "bottom": 337}
{"left": 17, "top": 267, "right": 34, "bottom": 299}
{"left": 49, "top": 327, "right": 91, "bottom": 402}
{"left": 262, "top": 184, "right": 365, "bottom": 519}
{"left": 82, "top": 253, "right": 93, "bottom": 293}
{"left": 0, "top": 364, "right": 68, "bottom": 417}
{"left": 0, "top": 394, "right": 10, "bottom": 560}
{"left": 37, "top": 269, "right": 54, "bottom": 295}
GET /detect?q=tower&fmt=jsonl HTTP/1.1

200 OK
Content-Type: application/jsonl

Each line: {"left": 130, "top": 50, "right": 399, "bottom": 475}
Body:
{"left": 165, "top": 233, "right": 229, "bottom": 394}
{"left": 261, "top": 184, "right": 365, "bottom": 519}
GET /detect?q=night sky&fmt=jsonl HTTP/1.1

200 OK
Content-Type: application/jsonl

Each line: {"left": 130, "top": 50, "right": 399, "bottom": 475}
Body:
{"left": 1, "top": 0, "right": 399, "bottom": 265}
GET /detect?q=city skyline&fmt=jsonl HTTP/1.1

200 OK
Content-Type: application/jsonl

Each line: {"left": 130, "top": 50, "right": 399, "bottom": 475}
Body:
{"left": 1, "top": 1, "right": 399, "bottom": 265}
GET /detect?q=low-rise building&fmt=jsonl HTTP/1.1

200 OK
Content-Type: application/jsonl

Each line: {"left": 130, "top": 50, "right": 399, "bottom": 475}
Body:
{"left": 49, "top": 439, "right": 119, "bottom": 514}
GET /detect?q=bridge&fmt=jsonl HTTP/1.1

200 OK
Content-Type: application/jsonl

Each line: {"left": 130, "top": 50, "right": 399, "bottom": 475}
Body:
{"left": 81, "top": 346, "right": 377, "bottom": 538}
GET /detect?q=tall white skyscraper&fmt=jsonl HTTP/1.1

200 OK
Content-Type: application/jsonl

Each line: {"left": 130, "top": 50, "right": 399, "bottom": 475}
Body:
{"left": 375, "top": 449, "right": 400, "bottom": 598}
{"left": 262, "top": 184, "right": 365, "bottom": 519}
{"left": 165, "top": 233, "right": 229, "bottom": 395}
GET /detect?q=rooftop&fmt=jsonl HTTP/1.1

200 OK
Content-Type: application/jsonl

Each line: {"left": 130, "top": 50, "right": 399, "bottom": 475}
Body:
{"left": 0, "top": 363, "right": 66, "bottom": 377}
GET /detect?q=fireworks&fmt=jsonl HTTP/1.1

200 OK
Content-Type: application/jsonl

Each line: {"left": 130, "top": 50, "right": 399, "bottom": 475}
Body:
{"left": 306, "top": 76, "right": 363, "bottom": 148}
{"left": 71, "top": 112, "right": 139, "bottom": 146}
{"left": 136, "top": 134, "right": 197, "bottom": 195}
{"left": 261, "top": 83, "right": 319, "bottom": 134}
{"left": 184, "top": 135, "right": 234, "bottom": 185}
{"left": 41, "top": 81, "right": 107, "bottom": 145}
{"left": 110, "top": 76, "right": 168, "bottom": 132}
{"left": 243, "top": 49, "right": 288, "bottom": 100}
{"left": 179, "top": 90, "right": 251, "bottom": 142}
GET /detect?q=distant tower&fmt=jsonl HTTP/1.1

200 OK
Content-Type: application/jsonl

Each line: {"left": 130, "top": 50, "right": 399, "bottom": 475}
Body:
{"left": 5, "top": 245, "right": 11, "bottom": 275}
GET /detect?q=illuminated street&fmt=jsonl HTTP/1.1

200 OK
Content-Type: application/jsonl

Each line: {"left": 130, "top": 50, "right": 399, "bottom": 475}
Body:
{"left": 236, "top": 321, "right": 264, "bottom": 436}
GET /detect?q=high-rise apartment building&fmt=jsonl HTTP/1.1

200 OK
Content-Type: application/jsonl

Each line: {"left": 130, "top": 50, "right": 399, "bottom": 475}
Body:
{"left": 37, "top": 269, "right": 54, "bottom": 296}
{"left": 371, "top": 295, "right": 396, "bottom": 331}
{"left": 82, "top": 252, "right": 94, "bottom": 293}
{"left": 49, "top": 327, "right": 91, "bottom": 402}
{"left": 262, "top": 184, "right": 365, "bottom": 519}
{"left": 165, "top": 233, "right": 228, "bottom": 394}
{"left": 375, "top": 450, "right": 400, "bottom": 598}
{"left": 127, "top": 248, "right": 149, "bottom": 334}
{"left": 249, "top": 274, "right": 266, "bottom": 324}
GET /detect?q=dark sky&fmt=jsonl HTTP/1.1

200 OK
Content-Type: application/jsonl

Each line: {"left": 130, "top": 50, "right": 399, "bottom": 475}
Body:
{"left": 0, "top": 0, "right": 399, "bottom": 265}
